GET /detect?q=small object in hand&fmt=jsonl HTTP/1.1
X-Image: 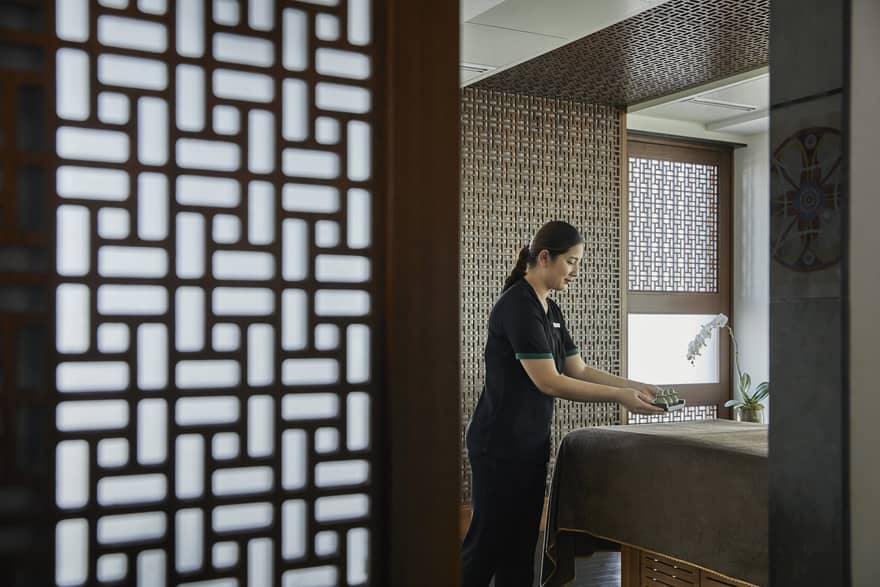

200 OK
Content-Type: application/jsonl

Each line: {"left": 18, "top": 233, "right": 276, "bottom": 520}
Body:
{"left": 652, "top": 387, "right": 686, "bottom": 412}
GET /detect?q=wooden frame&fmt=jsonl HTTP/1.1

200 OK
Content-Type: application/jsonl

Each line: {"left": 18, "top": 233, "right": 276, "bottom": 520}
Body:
{"left": 623, "top": 133, "right": 735, "bottom": 413}
{"left": 621, "top": 545, "right": 758, "bottom": 587}
{"left": 382, "top": 0, "right": 461, "bottom": 583}
{"left": 619, "top": 111, "right": 630, "bottom": 424}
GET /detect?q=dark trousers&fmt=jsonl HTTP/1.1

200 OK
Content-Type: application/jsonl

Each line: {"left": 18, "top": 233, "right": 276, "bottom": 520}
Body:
{"left": 461, "top": 454, "right": 548, "bottom": 587}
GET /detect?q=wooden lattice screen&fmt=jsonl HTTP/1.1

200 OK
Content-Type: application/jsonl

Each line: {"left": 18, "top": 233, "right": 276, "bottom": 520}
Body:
{"left": 2, "top": 0, "right": 383, "bottom": 584}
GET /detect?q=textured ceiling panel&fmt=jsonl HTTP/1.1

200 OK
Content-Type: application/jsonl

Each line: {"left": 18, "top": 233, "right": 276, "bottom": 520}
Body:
{"left": 471, "top": 0, "right": 769, "bottom": 107}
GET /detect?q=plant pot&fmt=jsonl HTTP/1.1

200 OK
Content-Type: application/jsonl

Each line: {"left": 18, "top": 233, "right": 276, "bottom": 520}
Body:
{"left": 734, "top": 405, "right": 764, "bottom": 424}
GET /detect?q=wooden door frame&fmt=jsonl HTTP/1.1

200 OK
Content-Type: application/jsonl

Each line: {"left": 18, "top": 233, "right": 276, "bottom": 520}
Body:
{"left": 381, "top": 0, "right": 461, "bottom": 583}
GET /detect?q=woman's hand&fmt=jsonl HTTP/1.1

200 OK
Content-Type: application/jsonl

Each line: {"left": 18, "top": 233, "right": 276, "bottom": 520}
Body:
{"left": 633, "top": 383, "right": 662, "bottom": 402}
{"left": 618, "top": 388, "right": 665, "bottom": 415}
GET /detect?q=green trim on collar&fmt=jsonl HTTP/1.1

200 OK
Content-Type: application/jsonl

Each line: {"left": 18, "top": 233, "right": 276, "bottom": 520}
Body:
{"left": 515, "top": 352, "right": 554, "bottom": 360}
{"left": 565, "top": 347, "right": 580, "bottom": 357}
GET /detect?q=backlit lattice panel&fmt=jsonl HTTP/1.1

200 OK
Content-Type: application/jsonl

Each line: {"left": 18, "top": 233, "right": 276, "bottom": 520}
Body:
{"left": 628, "top": 157, "right": 719, "bottom": 292}
{"left": 460, "top": 88, "right": 623, "bottom": 503}
{"left": 52, "top": 1, "right": 378, "bottom": 586}
{"left": 627, "top": 404, "right": 718, "bottom": 425}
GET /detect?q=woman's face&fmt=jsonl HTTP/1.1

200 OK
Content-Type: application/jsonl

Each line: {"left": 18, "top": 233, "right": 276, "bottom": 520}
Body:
{"left": 539, "top": 244, "right": 584, "bottom": 291}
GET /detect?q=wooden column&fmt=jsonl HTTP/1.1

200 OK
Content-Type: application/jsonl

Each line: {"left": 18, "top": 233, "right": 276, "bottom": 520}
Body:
{"left": 382, "top": 0, "right": 461, "bottom": 584}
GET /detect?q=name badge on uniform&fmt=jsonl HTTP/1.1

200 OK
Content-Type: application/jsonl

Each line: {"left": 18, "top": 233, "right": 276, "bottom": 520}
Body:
{"left": 552, "top": 322, "right": 561, "bottom": 328}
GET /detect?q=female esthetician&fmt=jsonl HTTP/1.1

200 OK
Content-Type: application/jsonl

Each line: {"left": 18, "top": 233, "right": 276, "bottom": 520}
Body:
{"left": 462, "top": 220, "right": 665, "bottom": 586}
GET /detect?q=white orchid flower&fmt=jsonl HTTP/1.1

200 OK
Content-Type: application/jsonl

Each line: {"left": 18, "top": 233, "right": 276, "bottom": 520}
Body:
{"left": 686, "top": 313, "right": 768, "bottom": 410}
{"left": 687, "top": 313, "right": 729, "bottom": 365}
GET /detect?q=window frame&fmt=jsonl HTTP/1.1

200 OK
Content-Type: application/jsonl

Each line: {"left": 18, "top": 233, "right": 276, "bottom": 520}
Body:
{"left": 622, "top": 132, "right": 735, "bottom": 413}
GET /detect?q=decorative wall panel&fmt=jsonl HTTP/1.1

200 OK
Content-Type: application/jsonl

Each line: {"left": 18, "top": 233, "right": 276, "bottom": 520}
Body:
{"left": 460, "top": 87, "right": 623, "bottom": 502}
{"left": 5, "top": 0, "right": 384, "bottom": 585}
{"left": 471, "top": 0, "right": 769, "bottom": 107}
{"left": 627, "top": 404, "right": 717, "bottom": 425}
{"left": 628, "top": 157, "right": 719, "bottom": 293}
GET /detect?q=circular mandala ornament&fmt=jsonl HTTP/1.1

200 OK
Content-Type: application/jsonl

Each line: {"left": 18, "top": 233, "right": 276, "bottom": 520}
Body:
{"left": 770, "top": 126, "right": 842, "bottom": 272}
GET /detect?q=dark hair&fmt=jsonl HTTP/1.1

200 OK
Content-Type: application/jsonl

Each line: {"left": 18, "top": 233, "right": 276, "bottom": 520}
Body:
{"left": 502, "top": 221, "right": 585, "bottom": 291}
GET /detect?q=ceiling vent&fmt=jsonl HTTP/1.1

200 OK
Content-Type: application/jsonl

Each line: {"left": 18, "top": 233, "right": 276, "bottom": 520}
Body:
{"left": 683, "top": 97, "right": 758, "bottom": 112}
{"left": 460, "top": 62, "right": 497, "bottom": 75}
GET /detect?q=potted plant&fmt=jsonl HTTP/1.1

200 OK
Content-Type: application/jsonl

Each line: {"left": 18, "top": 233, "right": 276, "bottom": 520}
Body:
{"left": 686, "top": 314, "right": 769, "bottom": 423}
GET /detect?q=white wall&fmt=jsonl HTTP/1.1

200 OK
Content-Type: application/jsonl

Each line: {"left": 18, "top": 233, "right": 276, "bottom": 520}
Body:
{"left": 849, "top": 0, "right": 880, "bottom": 583}
{"left": 732, "top": 131, "right": 770, "bottom": 421}
{"left": 627, "top": 114, "right": 770, "bottom": 420}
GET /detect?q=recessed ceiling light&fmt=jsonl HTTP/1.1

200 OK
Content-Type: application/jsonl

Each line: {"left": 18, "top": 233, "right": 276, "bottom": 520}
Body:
{"left": 684, "top": 97, "right": 757, "bottom": 112}
{"left": 460, "top": 62, "right": 497, "bottom": 74}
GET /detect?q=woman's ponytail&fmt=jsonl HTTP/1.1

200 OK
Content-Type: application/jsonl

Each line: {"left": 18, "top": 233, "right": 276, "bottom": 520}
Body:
{"left": 502, "top": 246, "right": 531, "bottom": 291}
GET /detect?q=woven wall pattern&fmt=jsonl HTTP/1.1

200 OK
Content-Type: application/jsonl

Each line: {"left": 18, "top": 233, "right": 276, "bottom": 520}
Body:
{"left": 471, "top": 0, "right": 769, "bottom": 107}
{"left": 460, "top": 87, "right": 624, "bottom": 502}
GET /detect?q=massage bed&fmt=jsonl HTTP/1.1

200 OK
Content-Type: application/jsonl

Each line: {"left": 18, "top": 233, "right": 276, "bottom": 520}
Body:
{"left": 540, "top": 419, "right": 768, "bottom": 587}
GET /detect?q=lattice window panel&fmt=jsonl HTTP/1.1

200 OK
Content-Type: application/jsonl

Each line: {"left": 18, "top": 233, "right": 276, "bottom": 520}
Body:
{"left": 628, "top": 157, "right": 719, "bottom": 292}
{"left": 47, "top": 1, "right": 380, "bottom": 586}
{"left": 460, "top": 88, "right": 624, "bottom": 503}
{"left": 627, "top": 404, "right": 718, "bottom": 425}
{"left": 471, "top": 0, "right": 768, "bottom": 107}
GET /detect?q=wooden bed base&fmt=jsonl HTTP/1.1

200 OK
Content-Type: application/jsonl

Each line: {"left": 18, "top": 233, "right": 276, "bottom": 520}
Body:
{"left": 461, "top": 505, "right": 759, "bottom": 586}
{"left": 621, "top": 545, "right": 758, "bottom": 587}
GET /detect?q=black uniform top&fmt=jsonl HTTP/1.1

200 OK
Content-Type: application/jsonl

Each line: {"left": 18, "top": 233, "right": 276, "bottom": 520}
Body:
{"left": 466, "top": 278, "right": 579, "bottom": 464}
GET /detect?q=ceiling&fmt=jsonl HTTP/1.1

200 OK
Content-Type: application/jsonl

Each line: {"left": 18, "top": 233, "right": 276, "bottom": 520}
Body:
{"left": 464, "top": 0, "right": 770, "bottom": 108}
{"left": 460, "top": 0, "right": 770, "bottom": 136}
{"left": 631, "top": 70, "right": 770, "bottom": 135}
{"left": 459, "top": 0, "right": 672, "bottom": 84}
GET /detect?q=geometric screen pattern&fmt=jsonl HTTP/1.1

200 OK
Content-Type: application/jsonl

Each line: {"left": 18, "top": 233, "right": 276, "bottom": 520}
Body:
{"left": 460, "top": 88, "right": 624, "bottom": 503}
{"left": 627, "top": 403, "right": 718, "bottom": 425}
{"left": 52, "top": 1, "right": 377, "bottom": 586}
{"left": 471, "top": 0, "right": 768, "bottom": 108}
{"left": 628, "top": 157, "right": 719, "bottom": 293}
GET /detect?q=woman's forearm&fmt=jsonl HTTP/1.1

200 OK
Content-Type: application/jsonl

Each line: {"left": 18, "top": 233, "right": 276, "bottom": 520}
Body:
{"left": 577, "top": 365, "right": 642, "bottom": 390}
{"left": 542, "top": 373, "right": 624, "bottom": 404}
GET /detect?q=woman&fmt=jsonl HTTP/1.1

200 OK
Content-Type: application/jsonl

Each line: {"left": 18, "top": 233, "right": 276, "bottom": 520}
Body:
{"left": 462, "top": 220, "right": 664, "bottom": 586}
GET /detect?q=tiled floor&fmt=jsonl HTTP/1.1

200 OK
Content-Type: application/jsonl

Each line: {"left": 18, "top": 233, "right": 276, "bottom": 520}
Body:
{"left": 538, "top": 551, "right": 621, "bottom": 587}
{"left": 533, "top": 546, "right": 621, "bottom": 587}
{"left": 569, "top": 551, "right": 621, "bottom": 586}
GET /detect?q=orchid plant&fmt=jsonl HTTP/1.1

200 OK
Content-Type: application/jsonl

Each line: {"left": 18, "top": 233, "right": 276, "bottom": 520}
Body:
{"left": 687, "top": 313, "right": 769, "bottom": 411}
